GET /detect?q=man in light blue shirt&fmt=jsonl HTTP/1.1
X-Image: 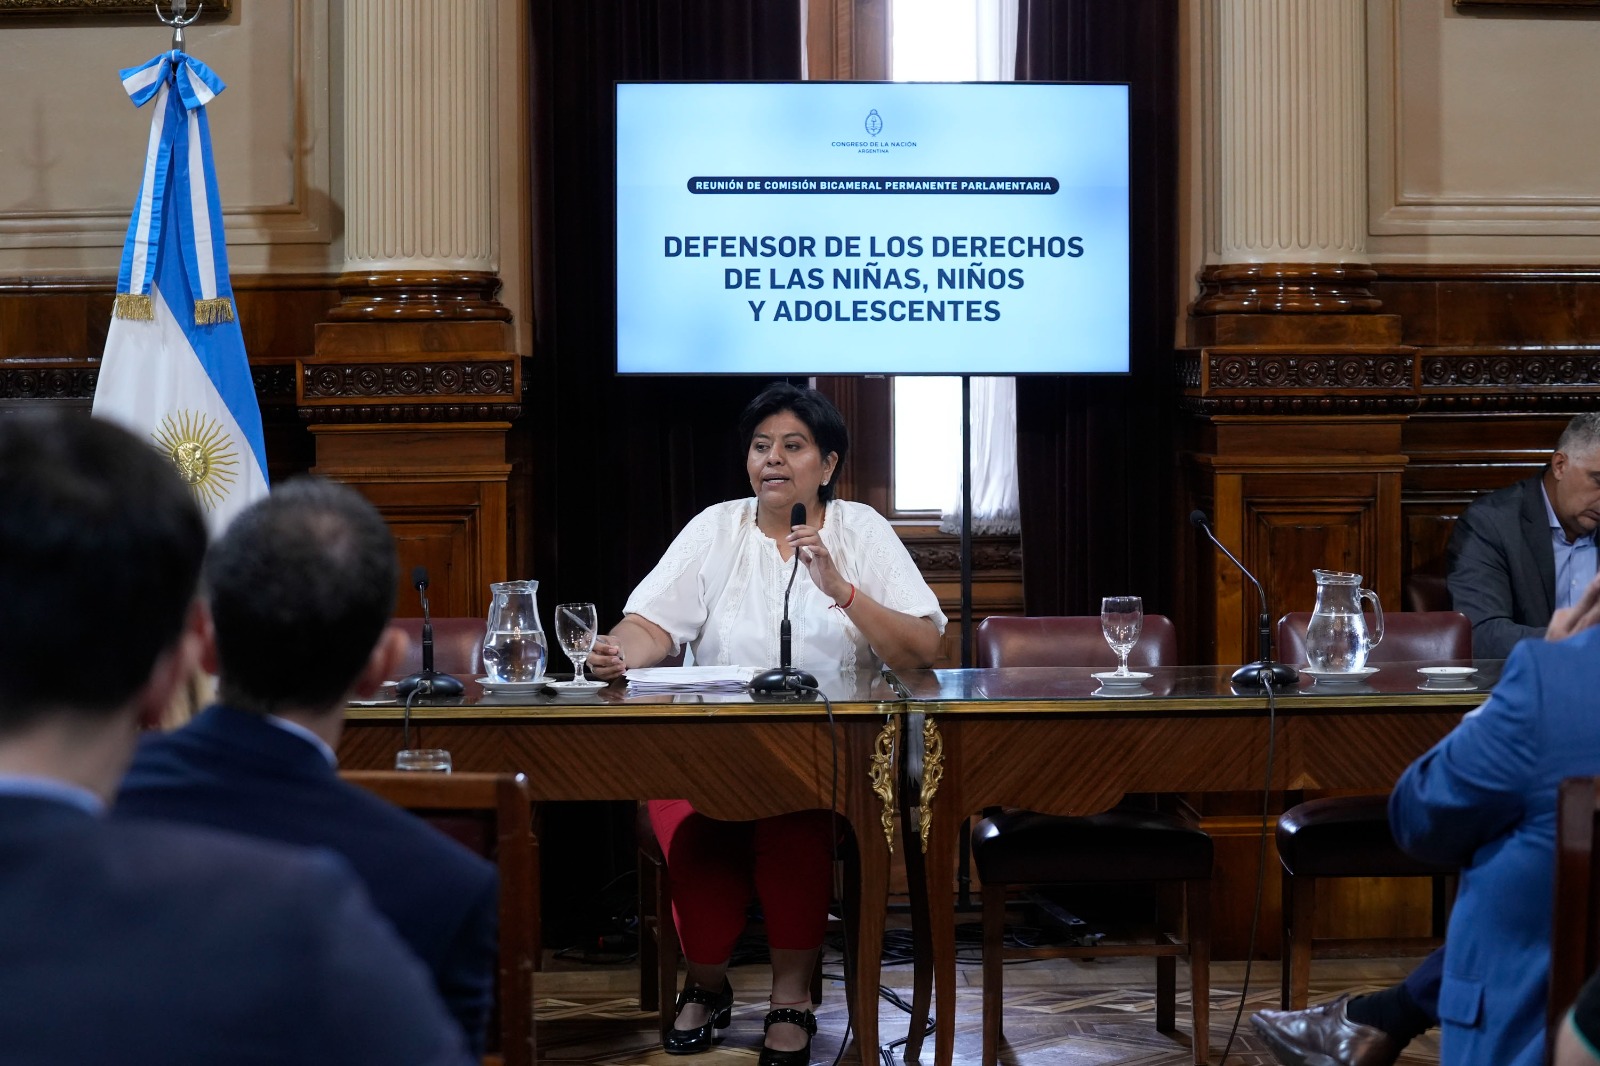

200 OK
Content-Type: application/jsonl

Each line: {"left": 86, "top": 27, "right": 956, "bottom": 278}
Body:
{"left": 1447, "top": 412, "right": 1600, "bottom": 658}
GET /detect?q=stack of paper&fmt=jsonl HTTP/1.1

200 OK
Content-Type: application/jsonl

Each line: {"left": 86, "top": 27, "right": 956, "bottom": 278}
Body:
{"left": 625, "top": 666, "right": 757, "bottom": 693}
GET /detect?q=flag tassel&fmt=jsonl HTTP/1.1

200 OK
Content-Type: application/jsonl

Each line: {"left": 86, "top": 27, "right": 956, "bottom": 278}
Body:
{"left": 193, "top": 297, "right": 234, "bottom": 325}
{"left": 114, "top": 293, "right": 155, "bottom": 321}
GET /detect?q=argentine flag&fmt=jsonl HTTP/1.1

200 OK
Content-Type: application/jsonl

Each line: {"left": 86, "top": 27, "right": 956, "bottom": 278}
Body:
{"left": 93, "top": 49, "right": 268, "bottom": 536}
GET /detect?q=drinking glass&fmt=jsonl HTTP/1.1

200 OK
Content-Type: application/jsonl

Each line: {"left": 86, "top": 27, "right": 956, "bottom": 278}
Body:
{"left": 555, "top": 602, "right": 599, "bottom": 681}
{"left": 1101, "top": 596, "right": 1144, "bottom": 676}
{"left": 395, "top": 748, "right": 452, "bottom": 772}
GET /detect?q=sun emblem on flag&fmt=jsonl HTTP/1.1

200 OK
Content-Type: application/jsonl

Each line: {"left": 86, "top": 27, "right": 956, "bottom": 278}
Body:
{"left": 152, "top": 411, "right": 239, "bottom": 511}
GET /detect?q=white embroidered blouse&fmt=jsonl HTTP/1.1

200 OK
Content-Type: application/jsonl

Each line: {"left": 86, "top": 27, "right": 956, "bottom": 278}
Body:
{"left": 623, "top": 499, "right": 947, "bottom": 676}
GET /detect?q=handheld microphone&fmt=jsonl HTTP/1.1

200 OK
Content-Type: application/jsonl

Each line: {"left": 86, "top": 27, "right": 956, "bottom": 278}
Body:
{"left": 751, "top": 502, "right": 819, "bottom": 697}
{"left": 396, "top": 565, "right": 465, "bottom": 700}
{"left": 1190, "top": 510, "right": 1299, "bottom": 688}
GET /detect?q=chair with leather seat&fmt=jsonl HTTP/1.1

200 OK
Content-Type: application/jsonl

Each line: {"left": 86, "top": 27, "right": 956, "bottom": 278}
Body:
{"left": 971, "top": 614, "right": 1212, "bottom": 1066}
{"left": 342, "top": 770, "right": 537, "bottom": 1066}
{"left": 974, "top": 614, "right": 1179, "bottom": 669}
{"left": 393, "top": 616, "right": 487, "bottom": 679}
{"left": 1271, "top": 610, "right": 1471, "bottom": 1009}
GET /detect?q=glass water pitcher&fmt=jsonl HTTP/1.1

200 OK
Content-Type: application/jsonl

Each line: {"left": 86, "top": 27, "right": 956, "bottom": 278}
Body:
{"left": 1304, "top": 569, "right": 1385, "bottom": 672}
{"left": 482, "top": 580, "right": 548, "bottom": 682}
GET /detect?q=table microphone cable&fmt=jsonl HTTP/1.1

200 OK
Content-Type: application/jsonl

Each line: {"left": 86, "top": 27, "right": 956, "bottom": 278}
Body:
{"left": 1215, "top": 675, "right": 1280, "bottom": 1064}
{"left": 402, "top": 682, "right": 423, "bottom": 752}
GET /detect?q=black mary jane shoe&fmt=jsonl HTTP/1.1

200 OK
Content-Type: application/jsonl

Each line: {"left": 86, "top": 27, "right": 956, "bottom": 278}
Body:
{"left": 663, "top": 980, "right": 734, "bottom": 1055}
{"left": 757, "top": 1006, "right": 818, "bottom": 1066}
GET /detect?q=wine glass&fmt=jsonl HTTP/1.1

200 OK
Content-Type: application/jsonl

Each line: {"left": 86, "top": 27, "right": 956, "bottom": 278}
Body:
{"left": 555, "top": 602, "right": 599, "bottom": 681}
{"left": 1101, "top": 596, "right": 1144, "bottom": 676}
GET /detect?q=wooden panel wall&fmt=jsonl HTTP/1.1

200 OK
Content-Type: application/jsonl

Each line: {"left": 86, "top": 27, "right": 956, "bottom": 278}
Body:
{"left": 1181, "top": 264, "right": 1600, "bottom": 957}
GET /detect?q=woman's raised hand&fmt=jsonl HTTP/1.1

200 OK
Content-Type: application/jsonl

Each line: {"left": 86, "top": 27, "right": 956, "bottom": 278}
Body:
{"left": 788, "top": 524, "right": 852, "bottom": 606}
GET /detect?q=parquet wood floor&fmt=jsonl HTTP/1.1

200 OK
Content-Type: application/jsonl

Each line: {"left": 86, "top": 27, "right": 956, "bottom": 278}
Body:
{"left": 533, "top": 952, "right": 1440, "bottom": 1066}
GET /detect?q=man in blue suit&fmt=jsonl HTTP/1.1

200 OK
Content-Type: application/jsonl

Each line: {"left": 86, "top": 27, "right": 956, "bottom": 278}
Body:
{"left": 1386, "top": 580, "right": 1600, "bottom": 1065}
{"left": 1253, "top": 575, "right": 1600, "bottom": 1066}
{"left": 115, "top": 477, "right": 499, "bottom": 1055}
{"left": 0, "top": 413, "right": 470, "bottom": 1065}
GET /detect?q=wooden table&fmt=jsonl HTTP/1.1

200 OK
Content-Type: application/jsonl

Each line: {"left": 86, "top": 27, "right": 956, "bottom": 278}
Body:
{"left": 889, "top": 662, "right": 1501, "bottom": 1066}
{"left": 338, "top": 672, "right": 904, "bottom": 1064}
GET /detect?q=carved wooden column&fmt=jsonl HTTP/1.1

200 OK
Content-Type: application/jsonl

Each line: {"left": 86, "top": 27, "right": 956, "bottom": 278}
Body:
{"left": 298, "top": 0, "right": 517, "bottom": 618}
{"left": 1184, "top": 0, "right": 1414, "bottom": 664}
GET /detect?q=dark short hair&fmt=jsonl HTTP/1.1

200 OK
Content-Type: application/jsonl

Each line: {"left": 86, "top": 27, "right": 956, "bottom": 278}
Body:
{"left": 0, "top": 413, "right": 206, "bottom": 734}
{"left": 736, "top": 382, "right": 850, "bottom": 503}
{"left": 206, "top": 477, "right": 397, "bottom": 713}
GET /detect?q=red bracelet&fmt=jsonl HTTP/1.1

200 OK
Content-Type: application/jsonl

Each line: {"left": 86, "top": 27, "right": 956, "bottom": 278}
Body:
{"left": 832, "top": 584, "right": 857, "bottom": 611}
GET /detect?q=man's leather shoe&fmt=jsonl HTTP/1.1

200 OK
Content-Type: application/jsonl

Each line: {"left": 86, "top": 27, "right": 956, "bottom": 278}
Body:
{"left": 1250, "top": 996, "right": 1402, "bottom": 1066}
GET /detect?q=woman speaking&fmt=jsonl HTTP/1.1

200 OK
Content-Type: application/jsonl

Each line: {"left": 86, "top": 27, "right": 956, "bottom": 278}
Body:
{"left": 588, "top": 382, "right": 944, "bottom": 1064}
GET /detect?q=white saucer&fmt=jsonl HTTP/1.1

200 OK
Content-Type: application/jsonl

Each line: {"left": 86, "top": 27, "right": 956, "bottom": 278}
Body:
{"left": 1302, "top": 666, "right": 1378, "bottom": 684}
{"left": 1417, "top": 666, "right": 1476, "bottom": 678}
{"left": 1090, "top": 670, "right": 1153, "bottom": 688}
{"left": 546, "top": 678, "right": 608, "bottom": 695}
{"left": 1092, "top": 686, "right": 1152, "bottom": 698}
{"left": 1420, "top": 678, "right": 1477, "bottom": 691}
{"left": 475, "top": 676, "right": 548, "bottom": 694}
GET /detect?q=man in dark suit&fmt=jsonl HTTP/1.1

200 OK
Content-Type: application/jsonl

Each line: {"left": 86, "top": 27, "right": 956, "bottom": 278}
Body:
{"left": 1447, "top": 412, "right": 1600, "bottom": 658}
{"left": 115, "top": 477, "right": 499, "bottom": 1055}
{"left": 0, "top": 413, "right": 470, "bottom": 1066}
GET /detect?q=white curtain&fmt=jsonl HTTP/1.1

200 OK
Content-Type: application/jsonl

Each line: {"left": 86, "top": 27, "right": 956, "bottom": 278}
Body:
{"left": 940, "top": 0, "right": 1021, "bottom": 537}
{"left": 939, "top": 376, "right": 1021, "bottom": 535}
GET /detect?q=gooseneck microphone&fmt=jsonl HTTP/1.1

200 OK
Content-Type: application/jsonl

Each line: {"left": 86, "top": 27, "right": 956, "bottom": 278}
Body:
{"left": 396, "top": 565, "right": 465, "bottom": 700}
{"left": 1190, "top": 510, "right": 1300, "bottom": 688}
{"left": 751, "top": 502, "right": 819, "bottom": 697}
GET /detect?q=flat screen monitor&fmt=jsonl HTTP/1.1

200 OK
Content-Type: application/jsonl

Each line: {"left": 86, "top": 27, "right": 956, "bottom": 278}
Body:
{"left": 615, "top": 81, "right": 1130, "bottom": 376}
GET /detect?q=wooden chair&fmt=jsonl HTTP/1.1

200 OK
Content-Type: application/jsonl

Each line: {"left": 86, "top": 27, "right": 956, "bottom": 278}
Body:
{"left": 343, "top": 771, "right": 537, "bottom": 1066}
{"left": 393, "top": 616, "right": 488, "bottom": 678}
{"left": 971, "top": 615, "right": 1212, "bottom": 1066}
{"left": 1549, "top": 777, "right": 1600, "bottom": 1053}
{"left": 636, "top": 805, "right": 854, "bottom": 1039}
{"left": 1271, "top": 611, "right": 1470, "bottom": 1009}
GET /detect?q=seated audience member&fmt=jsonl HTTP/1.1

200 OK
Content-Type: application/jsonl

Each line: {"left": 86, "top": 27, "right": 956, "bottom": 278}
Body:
{"left": 1448, "top": 411, "right": 1600, "bottom": 659}
{"left": 1254, "top": 573, "right": 1600, "bottom": 1066}
{"left": 115, "top": 477, "right": 498, "bottom": 1055}
{"left": 0, "top": 414, "right": 469, "bottom": 1065}
{"left": 1557, "top": 971, "right": 1600, "bottom": 1066}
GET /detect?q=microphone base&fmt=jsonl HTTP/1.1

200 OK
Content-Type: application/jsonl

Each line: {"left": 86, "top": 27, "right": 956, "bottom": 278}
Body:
{"left": 1231, "top": 661, "right": 1301, "bottom": 689}
{"left": 396, "top": 671, "right": 465, "bottom": 700}
{"left": 749, "top": 667, "right": 818, "bottom": 699}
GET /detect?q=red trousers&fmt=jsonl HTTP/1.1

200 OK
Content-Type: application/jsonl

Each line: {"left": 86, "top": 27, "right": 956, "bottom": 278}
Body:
{"left": 647, "top": 799, "right": 836, "bottom": 964}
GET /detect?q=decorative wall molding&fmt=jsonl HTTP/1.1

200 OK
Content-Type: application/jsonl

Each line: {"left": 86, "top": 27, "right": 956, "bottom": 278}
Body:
{"left": 1192, "top": 262, "right": 1382, "bottom": 315}
{"left": 1178, "top": 347, "right": 1419, "bottom": 414}
{"left": 325, "top": 271, "right": 512, "bottom": 322}
{"left": 0, "top": 0, "right": 332, "bottom": 251}
{"left": 301, "top": 360, "right": 518, "bottom": 403}
{"left": 297, "top": 403, "right": 522, "bottom": 425}
{"left": 0, "top": 360, "right": 96, "bottom": 399}
{"left": 906, "top": 537, "right": 1023, "bottom": 574}
{"left": 1368, "top": 0, "right": 1600, "bottom": 237}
